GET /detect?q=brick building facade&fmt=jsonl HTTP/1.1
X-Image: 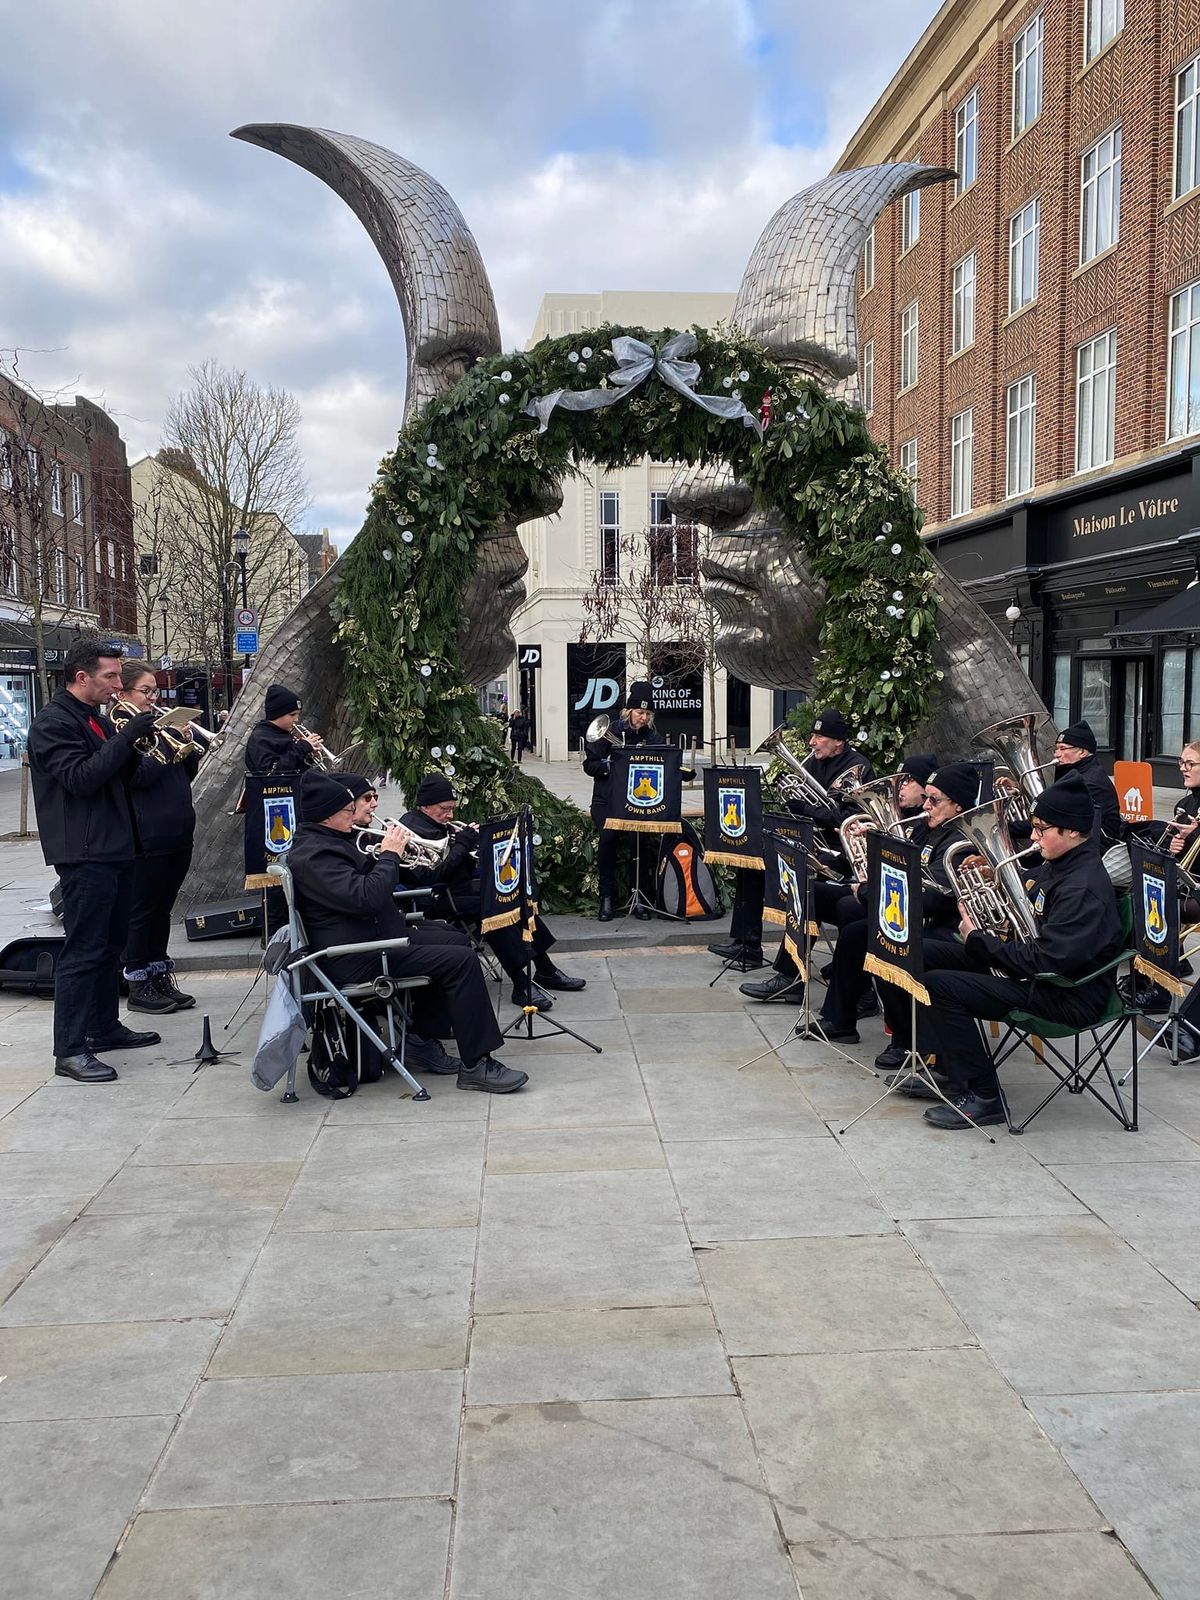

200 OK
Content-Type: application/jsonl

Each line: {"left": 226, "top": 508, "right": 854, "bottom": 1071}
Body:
{"left": 842, "top": 0, "right": 1200, "bottom": 779}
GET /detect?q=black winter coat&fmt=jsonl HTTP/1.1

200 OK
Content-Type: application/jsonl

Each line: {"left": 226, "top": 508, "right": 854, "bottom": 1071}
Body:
{"left": 1054, "top": 754, "right": 1123, "bottom": 844}
{"left": 245, "top": 720, "right": 315, "bottom": 777}
{"left": 396, "top": 809, "right": 478, "bottom": 892}
{"left": 917, "top": 818, "right": 965, "bottom": 930}
{"left": 129, "top": 747, "right": 200, "bottom": 855}
{"left": 786, "top": 744, "right": 877, "bottom": 832}
{"left": 26, "top": 689, "right": 141, "bottom": 866}
{"left": 287, "top": 824, "right": 407, "bottom": 948}
{"left": 583, "top": 719, "right": 668, "bottom": 820}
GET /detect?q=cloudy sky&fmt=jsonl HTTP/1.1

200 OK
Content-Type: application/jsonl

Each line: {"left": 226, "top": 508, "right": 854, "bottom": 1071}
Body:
{"left": 0, "top": 0, "right": 938, "bottom": 545}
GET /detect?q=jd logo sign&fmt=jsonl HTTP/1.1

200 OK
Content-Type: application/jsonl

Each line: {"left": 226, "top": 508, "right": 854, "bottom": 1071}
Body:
{"left": 566, "top": 642, "right": 627, "bottom": 744}
{"left": 573, "top": 678, "right": 621, "bottom": 712}
{"left": 518, "top": 645, "right": 542, "bottom": 669}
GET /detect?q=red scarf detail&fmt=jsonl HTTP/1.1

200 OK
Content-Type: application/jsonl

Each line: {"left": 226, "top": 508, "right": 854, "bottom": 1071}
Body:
{"left": 88, "top": 716, "right": 107, "bottom": 741}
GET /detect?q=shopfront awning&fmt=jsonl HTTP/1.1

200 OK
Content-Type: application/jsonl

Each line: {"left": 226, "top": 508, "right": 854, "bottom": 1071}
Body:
{"left": 1107, "top": 582, "right": 1200, "bottom": 638}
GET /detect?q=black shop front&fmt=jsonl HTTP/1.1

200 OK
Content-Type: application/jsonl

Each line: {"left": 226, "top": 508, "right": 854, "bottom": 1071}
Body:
{"left": 925, "top": 442, "right": 1200, "bottom": 786}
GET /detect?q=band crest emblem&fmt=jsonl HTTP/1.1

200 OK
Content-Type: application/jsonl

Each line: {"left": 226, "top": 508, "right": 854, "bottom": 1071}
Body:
{"left": 627, "top": 761, "right": 664, "bottom": 809}
{"left": 879, "top": 863, "right": 909, "bottom": 944}
{"left": 492, "top": 840, "right": 520, "bottom": 894}
{"left": 263, "top": 796, "right": 296, "bottom": 854}
{"left": 1143, "top": 872, "right": 1168, "bottom": 947}
{"left": 718, "top": 785, "right": 746, "bottom": 839}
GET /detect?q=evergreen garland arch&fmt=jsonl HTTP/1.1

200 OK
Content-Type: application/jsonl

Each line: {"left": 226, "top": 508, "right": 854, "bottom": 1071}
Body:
{"left": 333, "top": 325, "right": 941, "bottom": 909}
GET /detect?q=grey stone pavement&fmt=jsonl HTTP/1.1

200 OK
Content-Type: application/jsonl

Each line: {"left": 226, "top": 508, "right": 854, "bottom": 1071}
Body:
{"left": 3, "top": 765, "right": 1200, "bottom": 1597}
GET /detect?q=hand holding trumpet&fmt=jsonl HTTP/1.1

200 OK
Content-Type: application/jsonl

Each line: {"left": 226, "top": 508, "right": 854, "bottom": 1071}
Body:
{"left": 376, "top": 823, "right": 416, "bottom": 859}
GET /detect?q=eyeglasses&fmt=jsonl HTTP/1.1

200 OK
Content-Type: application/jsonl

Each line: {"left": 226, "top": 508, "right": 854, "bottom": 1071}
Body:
{"left": 1180, "top": 760, "right": 1200, "bottom": 772}
{"left": 1030, "top": 823, "right": 1060, "bottom": 837}
{"left": 130, "top": 686, "right": 158, "bottom": 700}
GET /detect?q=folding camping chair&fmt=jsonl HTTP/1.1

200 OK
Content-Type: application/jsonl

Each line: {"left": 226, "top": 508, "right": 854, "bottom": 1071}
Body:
{"left": 268, "top": 861, "right": 433, "bottom": 1103}
{"left": 988, "top": 896, "right": 1142, "bottom": 1134}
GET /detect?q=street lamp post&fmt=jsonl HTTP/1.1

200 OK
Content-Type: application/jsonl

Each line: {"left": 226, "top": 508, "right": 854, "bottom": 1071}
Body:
{"left": 158, "top": 594, "right": 169, "bottom": 662}
{"left": 234, "top": 525, "right": 251, "bottom": 677}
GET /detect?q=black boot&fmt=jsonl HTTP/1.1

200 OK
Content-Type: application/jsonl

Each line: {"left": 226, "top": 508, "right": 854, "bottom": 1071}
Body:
{"left": 155, "top": 966, "right": 195, "bottom": 1010}
{"left": 86, "top": 1023, "right": 162, "bottom": 1050}
{"left": 633, "top": 903, "right": 653, "bottom": 921}
{"left": 874, "top": 1042, "right": 906, "bottom": 1071}
{"left": 126, "top": 976, "right": 178, "bottom": 1015}
{"left": 739, "top": 971, "right": 805, "bottom": 1003}
{"left": 598, "top": 897, "right": 615, "bottom": 923}
{"left": 708, "top": 940, "right": 767, "bottom": 968}
{"left": 511, "top": 980, "right": 553, "bottom": 1011}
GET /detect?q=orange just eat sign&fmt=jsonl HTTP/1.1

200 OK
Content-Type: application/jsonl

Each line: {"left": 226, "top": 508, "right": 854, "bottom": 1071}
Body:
{"left": 1113, "top": 761, "right": 1154, "bottom": 823}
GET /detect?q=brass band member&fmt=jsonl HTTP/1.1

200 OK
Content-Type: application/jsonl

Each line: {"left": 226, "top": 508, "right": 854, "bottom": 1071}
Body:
{"left": 116, "top": 661, "right": 199, "bottom": 1014}
{"left": 245, "top": 684, "right": 323, "bottom": 775}
{"left": 891, "top": 772, "right": 1122, "bottom": 1131}
{"left": 583, "top": 680, "right": 668, "bottom": 922}
{"left": 287, "top": 770, "right": 528, "bottom": 1093}
{"left": 1010, "top": 719, "right": 1122, "bottom": 847}
{"left": 736, "top": 708, "right": 875, "bottom": 1001}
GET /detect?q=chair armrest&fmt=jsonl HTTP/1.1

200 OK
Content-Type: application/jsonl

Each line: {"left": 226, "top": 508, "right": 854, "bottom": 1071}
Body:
{"left": 394, "top": 888, "right": 434, "bottom": 902}
{"left": 1031, "top": 950, "right": 1130, "bottom": 989}
{"left": 294, "top": 936, "right": 412, "bottom": 965}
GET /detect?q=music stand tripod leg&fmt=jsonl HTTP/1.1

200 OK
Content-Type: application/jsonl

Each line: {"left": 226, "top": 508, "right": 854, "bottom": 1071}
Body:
{"left": 499, "top": 930, "right": 603, "bottom": 1054}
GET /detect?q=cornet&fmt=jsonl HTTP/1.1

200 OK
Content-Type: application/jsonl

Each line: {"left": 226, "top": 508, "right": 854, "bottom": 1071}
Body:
{"left": 585, "top": 713, "right": 627, "bottom": 748}
{"left": 295, "top": 723, "right": 343, "bottom": 771}
{"left": 353, "top": 821, "right": 451, "bottom": 865}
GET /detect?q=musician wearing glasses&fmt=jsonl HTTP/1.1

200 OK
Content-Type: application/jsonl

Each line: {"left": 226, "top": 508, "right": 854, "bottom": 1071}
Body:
{"left": 1008, "top": 719, "right": 1122, "bottom": 847}
{"left": 245, "top": 684, "right": 323, "bottom": 775}
{"left": 893, "top": 773, "right": 1121, "bottom": 1131}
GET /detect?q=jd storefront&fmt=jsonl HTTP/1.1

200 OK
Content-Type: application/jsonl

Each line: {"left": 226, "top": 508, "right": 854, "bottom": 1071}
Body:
{"left": 926, "top": 443, "right": 1200, "bottom": 786}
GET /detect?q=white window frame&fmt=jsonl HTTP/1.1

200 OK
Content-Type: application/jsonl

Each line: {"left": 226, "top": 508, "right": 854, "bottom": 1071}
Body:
{"left": 951, "top": 252, "right": 976, "bottom": 354}
{"left": 1009, "top": 197, "right": 1040, "bottom": 314}
{"left": 26, "top": 447, "right": 39, "bottom": 492}
{"left": 50, "top": 463, "right": 63, "bottom": 517}
{"left": 0, "top": 524, "right": 16, "bottom": 592}
{"left": 898, "top": 437, "right": 918, "bottom": 490}
{"left": 73, "top": 551, "right": 86, "bottom": 607}
{"left": 1076, "top": 329, "right": 1117, "bottom": 472}
{"left": 955, "top": 88, "right": 978, "bottom": 194}
{"left": 598, "top": 489, "right": 620, "bottom": 585}
{"left": 950, "top": 409, "right": 974, "bottom": 517}
{"left": 862, "top": 339, "right": 874, "bottom": 414}
{"left": 900, "top": 188, "right": 920, "bottom": 253}
{"left": 862, "top": 225, "right": 875, "bottom": 292}
{"left": 1006, "top": 373, "right": 1037, "bottom": 496}
{"left": 1084, "top": 0, "right": 1123, "bottom": 64}
{"left": 899, "top": 301, "right": 919, "bottom": 390}
{"left": 1012, "top": 12, "right": 1044, "bottom": 138}
{"left": 1080, "top": 125, "right": 1121, "bottom": 264}
{"left": 53, "top": 546, "right": 66, "bottom": 605}
{"left": 0, "top": 428, "right": 11, "bottom": 492}
{"left": 1175, "top": 55, "right": 1200, "bottom": 201}
{"left": 71, "top": 469, "right": 83, "bottom": 524}
{"left": 1168, "top": 280, "right": 1200, "bottom": 441}
{"left": 648, "top": 489, "right": 696, "bottom": 585}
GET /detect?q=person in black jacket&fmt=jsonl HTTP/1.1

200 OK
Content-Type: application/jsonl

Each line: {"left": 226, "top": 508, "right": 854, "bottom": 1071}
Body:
{"left": 245, "top": 684, "right": 322, "bottom": 775}
{"left": 386, "top": 772, "right": 585, "bottom": 1010}
{"left": 509, "top": 709, "right": 531, "bottom": 763}
{"left": 26, "top": 639, "right": 163, "bottom": 1082}
{"left": 116, "top": 661, "right": 200, "bottom": 1015}
{"left": 583, "top": 680, "right": 669, "bottom": 921}
{"left": 287, "top": 770, "right": 527, "bottom": 1093}
{"left": 894, "top": 772, "right": 1122, "bottom": 1130}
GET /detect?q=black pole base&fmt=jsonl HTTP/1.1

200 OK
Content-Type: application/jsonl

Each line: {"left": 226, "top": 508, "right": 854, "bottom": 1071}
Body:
{"left": 194, "top": 1013, "right": 238, "bottom": 1065}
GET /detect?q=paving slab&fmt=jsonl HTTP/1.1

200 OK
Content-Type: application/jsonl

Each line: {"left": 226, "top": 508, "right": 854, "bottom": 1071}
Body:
{"left": 146, "top": 1370, "right": 462, "bottom": 1508}
{"left": 0, "top": 1414, "right": 175, "bottom": 1600}
{"left": 86, "top": 1160, "right": 300, "bottom": 1217}
{"left": 625, "top": 1011, "right": 771, "bottom": 1061}
{"left": 0, "top": 1213, "right": 273, "bottom": 1325}
{"left": 486, "top": 1125, "right": 666, "bottom": 1173}
{"left": 735, "top": 1347, "right": 1103, "bottom": 1543}
{"left": 642, "top": 1057, "right": 830, "bottom": 1141}
{"left": 132, "top": 1112, "right": 322, "bottom": 1166}
{"left": 482, "top": 1167, "right": 684, "bottom": 1228}
{"left": 0, "top": 1196, "right": 88, "bottom": 1302}
{"left": 485, "top": 1052, "right": 652, "bottom": 1131}
{"left": 665, "top": 1136, "right": 892, "bottom": 1242}
{"left": 1048, "top": 1159, "right": 1200, "bottom": 1296}
{"left": 0, "top": 1147, "right": 137, "bottom": 1199}
{"left": 96, "top": 1499, "right": 454, "bottom": 1600}
{"left": 474, "top": 1215, "right": 704, "bottom": 1314}
{"left": 1012, "top": 1106, "right": 1200, "bottom": 1164}
{"left": 698, "top": 1235, "right": 972, "bottom": 1356}
{"left": 210, "top": 1226, "right": 476, "bottom": 1376}
{"left": 621, "top": 985, "right": 747, "bottom": 1012}
{"left": 905, "top": 1215, "right": 1200, "bottom": 1395}
{"left": 320, "top": 1074, "right": 492, "bottom": 1125}
{"left": 279, "top": 1128, "right": 485, "bottom": 1231}
{"left": 0, "top": 1320, "right": 222, "bottom": 1422}
{"left": 788, "top": 1531, "right": 1157, "bottom": 1599}
{"left": 1032, "top": 1390, "right": 1200, "bottom": 1600}
{"left": 467, "top": 1305, "right": 734, "bottom": 1405}
{"left": 0, "top": 1087, "right": 167, "bottom": 1155}
{"left": 451, "top": 1397, "right": 797, "bottom": 1600}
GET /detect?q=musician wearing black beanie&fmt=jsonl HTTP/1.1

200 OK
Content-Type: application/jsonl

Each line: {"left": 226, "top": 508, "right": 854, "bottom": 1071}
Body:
{"left": 245, "top": 683, "right": 324, "bottom": 776}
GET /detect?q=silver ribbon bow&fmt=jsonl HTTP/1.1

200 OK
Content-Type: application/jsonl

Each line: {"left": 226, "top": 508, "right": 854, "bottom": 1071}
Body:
{"left": 524, "top": 330, "right": 763, "bottom": 438}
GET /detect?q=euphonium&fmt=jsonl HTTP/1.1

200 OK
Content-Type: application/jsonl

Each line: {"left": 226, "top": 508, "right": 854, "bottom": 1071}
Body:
{"left": 755, "top": 724, "right": 866, "bottom": 811}
{"left": 837, "top": 773, "right": 925, "bottom": 883}
{"left": 942, "top": 797, "right": 1042, "bottom": 941}
{"left": 971, "top": 713, "right": 1058, "bottom": 821}
{"left": 352, "top": 821, "right": 451, "bottom": 864}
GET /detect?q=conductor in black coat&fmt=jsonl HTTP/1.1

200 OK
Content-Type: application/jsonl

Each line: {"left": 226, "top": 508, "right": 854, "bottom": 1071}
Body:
{"left": 286, "top": 770, "right": 527, "bottom": 1093}
{"left": 582, "top": 680, "right": 668, "bottom": 922}
{"left": 245, "top": 683, "right": 322, "bottom": 775}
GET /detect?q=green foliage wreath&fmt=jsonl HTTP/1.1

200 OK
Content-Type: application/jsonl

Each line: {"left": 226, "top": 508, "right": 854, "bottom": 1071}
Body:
{"left": 332, "top": 325, "right": 940, "bottom": 910}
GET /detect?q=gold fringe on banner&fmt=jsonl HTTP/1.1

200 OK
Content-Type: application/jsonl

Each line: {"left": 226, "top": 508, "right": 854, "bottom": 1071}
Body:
{"left": 244, "top": 873, "right": 276, "bottom": 891}
{"left": 704, "top": 851, "right": 766, "bottom": 872}
{"left": 782, "top": 932, "right": 808, "bottom": 983}
{"left": 763, "top": 907, "right": 786, "bottom": 926}
{"left": 1133, "top": 953, "right": 1186, "bottom": 997}
{"left": 864, "top": 953, "right": 930, "bottom": 1007}
{"left": 806, "top": 920, "right": 820, "bottom": 938}
{"left": 481, "top": 907, "right": 521, "bottom": 935}
{"left": 603, "top": 819, "right": 683, "bottom": 834}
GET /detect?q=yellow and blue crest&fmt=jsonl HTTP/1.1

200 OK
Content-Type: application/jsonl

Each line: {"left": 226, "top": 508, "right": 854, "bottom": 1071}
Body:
{"left": 718, "top": 785, "right": 746, "bottom": 839}
{"left": 264, "top": 795, "right": 296, "bottom": 854}
{"left": 628, "top": 761, "right": 664, "bottom": 808}
{"left": 492, "top": 839, "right": 520, "bottom": 896}
{"left": 879, "top": 862, "right": 909, "bottom": 944}
{"left": 1143, "top": 871, "right": 1168, "bottom": 947}
{"left": 778, "top": 856, "right": 799, "bottom": 920}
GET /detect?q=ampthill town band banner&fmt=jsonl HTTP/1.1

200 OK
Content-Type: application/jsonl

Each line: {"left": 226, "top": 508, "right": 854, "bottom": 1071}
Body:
{"left": 702, "top": 765, "right": 765, "bottom": 870}
{"left": 605, "top": 747, "right": 683, "bottom": 834}
{"left": 863, "top": 832, "right": 930, "bottom": 1005}
{"left": 243, "top": 776, "right": 299, "bottom": 888}
{"left": 1131, "top": 840, "right": 1184, "bottom": 996}
{"left": 763, "top": 812, "right": 810, "bottom": 926}
{"left": 478, "top": 814, "right": 523, "bottom": 934}
{"left": 521, "top": 808, "right": 540, "bottom": 941}
{"left": 770, "top": 830, "right": 816, "bottom": 979}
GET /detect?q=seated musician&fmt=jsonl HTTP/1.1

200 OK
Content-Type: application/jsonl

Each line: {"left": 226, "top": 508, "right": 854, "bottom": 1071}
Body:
{"left": 245, "top": 684, "right": 323, "bottom": 775}
{"left": 736, "top": 708, "right": 876, "bottom": 1001}
{"left": 391, "top": 773, "right": 585, "bottom": 1010}
{"left": 845, "top": 761, "right": 975, "bottom": 1064}
{"left": 1009, "top": 720, "right": 1122, "bottom": 849}
{"left": 286, "top": 770, "right": 528, "bottom": 1094}
{"left": 895, "top": 772, "right": 1122, "bottom": 1131}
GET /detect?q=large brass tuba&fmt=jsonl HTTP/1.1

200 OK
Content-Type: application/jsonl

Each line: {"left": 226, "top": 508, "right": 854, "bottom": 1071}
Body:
{"left": 971, "top": 713, "right": 1058, "bottom": 821}
{"left": 755, "top": 723, "right": 865, "bottom": 811}
{"left": 943, "top": 797, "right": 1041, "bottom": 941}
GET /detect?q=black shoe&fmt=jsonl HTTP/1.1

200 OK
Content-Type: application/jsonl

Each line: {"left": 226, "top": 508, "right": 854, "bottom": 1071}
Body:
{"left": 874, "top": 1043, "right": 906, "bottom": 1071}
{"left": 125, "top": 977, "right": 178, "bottom": 1015}
{"left": 458, "top": 1056, "right": 529, "bottom": 1093}
{"left": 856, "top": 990, "right": 880, "bottom": 1020}
{"left": 820, "top": 961, "right": 834, "bottom": 982}
{"left": 405, "top": 1034, "right": 463, "bottom": 1075}
{"left": 886, "top": 1067, "right": 951, "bottom": 1102}
{"left": 708, "top": 940, "right": 767, "bottom": 968}
{"left": 511, "top": 982, "right": 553, "bottom": 1011}
{"left": 535, "top": 966, "right": 586, "bottom": 992}
{"left": 1181, "top": 958, "right": 1194, "bottom": 979}
{"left": 817, "top": 1019, "right": 860, "bottom": 1044}
{"left": 739, "top": 972, "right": 805, "bottom": 1003}
{"left": 923, "top": 1091, "right": 1007, "bottom": 1130}
{"left": 633, "top": 904, "right": 653, "bottom": 921}
{"left": 156, "top": 969, "right": 195, "bottom": 1010}
{"left": 86, "top": 1024, "right": 161, "bottom": 1051}
{"left": 54, "top": 1052, "right": 118, "bottom": 1083}
{"left": 598, "top": 897, "right": 615, "bottom": 923}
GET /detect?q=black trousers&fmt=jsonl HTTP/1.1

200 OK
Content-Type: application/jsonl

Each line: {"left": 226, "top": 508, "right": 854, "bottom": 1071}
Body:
{"left": 592, "top": 804, "right": 653, "bottom": 901}
{"left": 729, "top": 870, "right": 765, "bottom": 947}
{"left": 816, "top": 902, "right": 873, "bottom": 1027}
{"left": 54, "top": 860, "right": 134, "bottom": 1056}
{"left": 774, "top": 880, "right": 861, "bottom": 978}
{"left": 882, "top": 936, "right": 1112, "bottom": 1095}
{"left": 331, "top": 922, "right": 503, "bottom": 1065}
{"left": 424, "top": 883, "right": 555, "bottom": 984}
{"left": 124, "top": 844, "right": 193, "bottom": 971}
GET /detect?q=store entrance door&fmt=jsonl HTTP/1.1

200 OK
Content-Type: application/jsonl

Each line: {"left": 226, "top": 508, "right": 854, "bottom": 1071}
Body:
{"left": 1119, "top": 658, "right": 1148, "bottom": 763}
{"left": 1077, "top": 653, "right": 1151, "bottom": 764}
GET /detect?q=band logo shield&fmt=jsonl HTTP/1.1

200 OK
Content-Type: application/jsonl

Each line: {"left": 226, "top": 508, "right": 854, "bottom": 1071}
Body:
{"left": 879, "top": 862, "right": 909, "bottom": 945}
{"left": 605, "top": 748, "right": 683, "bottom": 834}
{"left": 478, "top": 813, "right": 523, "bottom": 934}
{"left": 243, "top": 775, "right": 299, "bottom": 887}
{"left": 702, "top": 766, "right": 765, "bottom": 870}
{"left": 1131, "top": 841, "right": 1183, "bottom": 995}
{"left": 762, "top": 812, "right": 807, "bottom": 925}
{"left": 720, "top": 787, "right": 746, "bottom": 837}
{"left": 1143, "top": 872, "right": 1168, "bottom": 947}
{"left": 628, "top": 762, "right": 664, "bottom": 809}
{"left": 770, "top": 830, "right": 812, "bottom": 980}
{"left": 493, "top": 839, "right": 520, "bottom": 896}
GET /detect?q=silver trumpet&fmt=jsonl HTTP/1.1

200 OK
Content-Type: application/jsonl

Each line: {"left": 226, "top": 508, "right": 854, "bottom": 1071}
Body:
{"left": 353, "top": 821, "right": 451, "bottom": 864}
{"left": 295, "top": 722, "right": 344, "bottom": 771}
{"left": 971, "top": 713, "right": 1059, "bottom": 822}
{"left": 943, "top": 797, "right": 1042, "bottom": 942}
{"left": 585, "top": 713, "right": 627, "bottom": 748}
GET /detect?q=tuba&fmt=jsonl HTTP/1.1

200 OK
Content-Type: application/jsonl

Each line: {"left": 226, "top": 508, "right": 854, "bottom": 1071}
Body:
{"left": 971, "top": 713, "right": 1058, "bottom": 822}
{"left": 942, "top": 797, "right": 1042, "bottom": 942}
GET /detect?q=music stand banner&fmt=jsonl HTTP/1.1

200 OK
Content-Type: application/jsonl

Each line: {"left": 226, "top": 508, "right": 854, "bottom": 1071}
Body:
{"left": 863, "top": 832, "right": 929, "bottom": 1005}
{"left": 771, "top": 831, "right": 813, "bottom": 981}
{"left": 604, "top": 747, "right": 683, "bottom": 835}
{"left": 521, "top": 809, "right": 540, "bottom": 941}
{"left": 762, "top": 812, "right": 809, "bottom": 926}
{"left": 243, "top": 775, "right": 298, "bottom": 889}
{"left": 702, "top": 766, "right": 765, "bottom": 870}
{"left": 1131, "top": 840, "right": 1184, "bottom": 996}
{"left": 478, "top": 814, "right": 523, "bottom": 934}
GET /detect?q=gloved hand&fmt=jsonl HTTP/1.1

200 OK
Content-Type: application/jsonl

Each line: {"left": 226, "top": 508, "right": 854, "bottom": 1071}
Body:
{"left": 117, "top": 710, "right": 159, "bottom": 745}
